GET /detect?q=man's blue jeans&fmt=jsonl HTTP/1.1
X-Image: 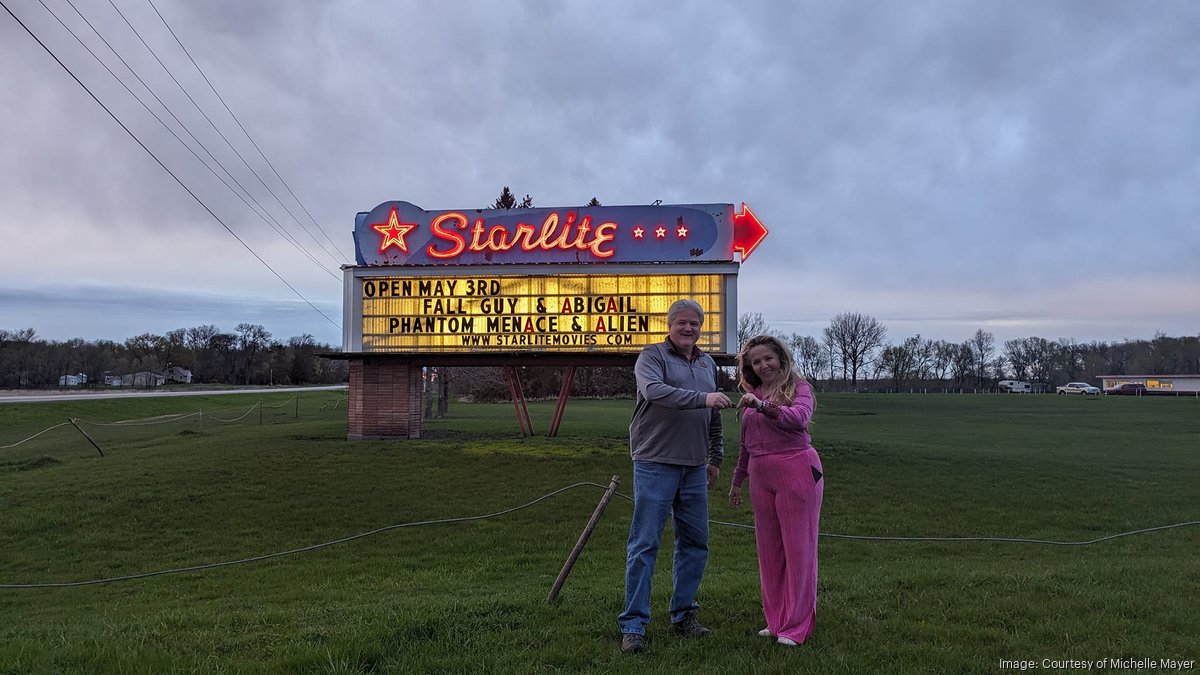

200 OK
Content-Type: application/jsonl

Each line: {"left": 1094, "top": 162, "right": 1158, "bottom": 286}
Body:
{"left": 617, "top": 461, "right": 710, "bottom": 635}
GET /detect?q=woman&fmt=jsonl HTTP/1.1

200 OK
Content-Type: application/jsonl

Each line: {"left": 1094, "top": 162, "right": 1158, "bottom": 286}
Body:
{"left": 728, "top": 335, "right": 824, "bottom": 646}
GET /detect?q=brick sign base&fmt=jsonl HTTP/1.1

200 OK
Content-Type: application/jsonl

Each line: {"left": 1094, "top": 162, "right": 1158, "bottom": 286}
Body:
{"left": 347, "top": 358, "right": 423, "bottom": 440}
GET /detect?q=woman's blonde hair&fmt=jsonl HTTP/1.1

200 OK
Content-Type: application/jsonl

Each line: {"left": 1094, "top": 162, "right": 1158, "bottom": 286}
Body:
{"left": 738, "top": 335, "right": 804, "bottom": 405}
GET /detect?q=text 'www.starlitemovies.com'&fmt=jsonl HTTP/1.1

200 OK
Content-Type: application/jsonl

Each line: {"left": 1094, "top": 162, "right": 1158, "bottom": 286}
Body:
{"left": 999, "top": 658, "right": 1194, "bottom": 671}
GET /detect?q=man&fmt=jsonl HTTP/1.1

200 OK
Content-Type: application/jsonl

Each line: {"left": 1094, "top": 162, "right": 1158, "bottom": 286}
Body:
{"left": 618, "top": 299, "right": 732, "bottom": 654}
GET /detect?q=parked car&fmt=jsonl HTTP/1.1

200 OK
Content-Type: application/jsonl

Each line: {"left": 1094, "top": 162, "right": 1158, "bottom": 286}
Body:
{"left": 1105, "top": 382, "right": 1147, "bottom": 396}
{"left": 1056, "top": 382, "right": 1100, "bottom": 395}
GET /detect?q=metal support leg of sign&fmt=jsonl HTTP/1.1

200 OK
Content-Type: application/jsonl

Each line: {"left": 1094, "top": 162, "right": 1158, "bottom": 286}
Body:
{"left": 547, "top": 366, "right": 576, "bottom": 438}
{"left": 503, "top": 366, "right": 534, "bottom": 436}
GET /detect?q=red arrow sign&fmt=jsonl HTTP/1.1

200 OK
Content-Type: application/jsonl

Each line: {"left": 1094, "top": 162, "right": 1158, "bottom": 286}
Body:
{"left": 732, "top": 203, "right": 768, "bottom": 261}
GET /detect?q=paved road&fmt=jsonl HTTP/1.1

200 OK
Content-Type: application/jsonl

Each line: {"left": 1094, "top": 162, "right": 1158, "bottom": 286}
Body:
{"left": 0, "top": 385, "right": 347, "bottom": 404}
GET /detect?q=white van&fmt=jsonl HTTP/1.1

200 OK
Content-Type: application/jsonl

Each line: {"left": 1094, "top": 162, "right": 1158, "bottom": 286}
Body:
{"left": 997, "top": 380, "right": 1032, "bottom": 393}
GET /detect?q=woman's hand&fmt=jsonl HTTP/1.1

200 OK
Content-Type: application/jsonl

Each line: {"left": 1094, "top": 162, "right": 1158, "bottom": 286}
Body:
{"left": 738, "top": 393, "right": 760, "bottom": 409}
{"left": 728, "top": 484, "right": 744, "bottom": 507}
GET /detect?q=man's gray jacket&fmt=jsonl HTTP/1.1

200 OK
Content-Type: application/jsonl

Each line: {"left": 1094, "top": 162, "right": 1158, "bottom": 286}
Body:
{"left": 628, "top": 339, "right": 724, "bottom": 467}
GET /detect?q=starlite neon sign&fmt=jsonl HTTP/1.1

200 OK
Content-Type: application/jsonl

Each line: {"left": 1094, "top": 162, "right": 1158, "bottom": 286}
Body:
{"left": 353, "top": 201, "right": 767, "bottom": 266}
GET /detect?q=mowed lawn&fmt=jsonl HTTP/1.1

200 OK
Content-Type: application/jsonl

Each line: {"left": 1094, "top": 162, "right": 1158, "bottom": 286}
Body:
{"left": 1, "top": 391, "right": 1197, "bottom": 674}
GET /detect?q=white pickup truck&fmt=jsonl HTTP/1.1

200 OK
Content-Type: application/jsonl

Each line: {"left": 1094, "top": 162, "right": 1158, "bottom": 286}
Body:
{"left": 1056, "top": 382, "right": 1100, "bottom": 395}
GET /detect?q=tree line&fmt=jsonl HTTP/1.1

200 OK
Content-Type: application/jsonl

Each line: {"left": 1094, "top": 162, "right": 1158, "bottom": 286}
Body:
{"left": 0, "top": 325, "right": 347, "bottom": 389}
{"left": 740, "top": 311, "right": 1200, "bottom": 392}
{"left": 432, "top": 313, "right": 1198, "bottom": 408}
{"left": 5, "top": 313, "right": 1195, "bottom": 396}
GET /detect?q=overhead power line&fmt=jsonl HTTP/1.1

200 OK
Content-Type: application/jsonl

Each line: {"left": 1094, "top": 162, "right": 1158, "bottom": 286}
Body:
{"left": 49, "top": 0, "right": 339, "bottom": 280}
{"left": 145, "top": 0, "right": 347, "bottom": 260}
{"left": 106, "top": 0, "right": 346, "bottom": 268}
{"left": 1, "top": 0, "right": 340, "bottom": 329}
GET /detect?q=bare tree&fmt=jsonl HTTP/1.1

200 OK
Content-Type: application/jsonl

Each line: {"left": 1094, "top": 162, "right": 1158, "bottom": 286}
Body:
{"left": 951, "top": 342, "right": 975, "bottom": 386}
{"left": 825, "top": 312, "right": 887, "bottom": 389}
{"left": 822, "top": 327, "right": 838, "bottom": 383}
{"left": 881, "top": 334, "right": 923, "bottom": 390}
{"left": 185, "top": 324, "right": 220, "bottom": 351}
{"left": 1014, "top": 336, "right": 1057, "bottom": 384}
{"left": 930, "top": 339, "right": 956, "bottom": 381}
{"left": 123, "top": 333, "right": 167, "bottom": 374}
{"left": 424, "top": 367, "right": 436, "bottom": 418}
{"left": 737, "top": 312, "right": 771, "bottom": 346}
{"left": 1055, "top": 338, "right": 1085, "bottom": 381}
{"left": 912, "top": 335, "right": 936, "bottom": 381}
{"left": 286, "top": 334, "right": 318, "bottom": 383}
{"left": 789, "top": 333, "right": 827, "bottom": 383}
{"left": 969, "top": 329, "right": 996, "bottom": 386}
{"left": 235, "top": 323, "right": 273, "bottom": 385}
{"left": 1003, "top": 338, "right": 1030, "bottom": 380}
{"left": 163, "top": 328, "right": 188, "bottom": 366}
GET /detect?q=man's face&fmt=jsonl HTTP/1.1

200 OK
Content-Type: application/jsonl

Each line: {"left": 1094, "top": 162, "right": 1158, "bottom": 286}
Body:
{"left": 668, "top": 309, "right": 703, "bottom": 354}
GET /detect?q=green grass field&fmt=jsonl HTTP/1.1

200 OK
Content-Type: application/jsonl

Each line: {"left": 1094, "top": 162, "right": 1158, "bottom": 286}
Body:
{"left": 1, "top": 391, "right": 1197, "bottom": 674}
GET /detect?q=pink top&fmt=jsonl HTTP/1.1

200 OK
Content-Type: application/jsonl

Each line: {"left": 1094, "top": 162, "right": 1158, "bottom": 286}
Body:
{"left": 731, "top": 380, "right": 816, "bottom": 487}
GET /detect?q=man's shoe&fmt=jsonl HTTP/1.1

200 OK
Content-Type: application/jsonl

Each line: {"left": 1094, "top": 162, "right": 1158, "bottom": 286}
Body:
{"left": 620, "top": 633, "right": 645, "bottom": 654}
{"left": 671, "top": 611, "right": 712, "bottom": 637}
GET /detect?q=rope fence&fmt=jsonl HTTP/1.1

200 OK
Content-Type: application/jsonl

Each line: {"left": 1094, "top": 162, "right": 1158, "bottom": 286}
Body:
{"left": 1, "top": 395, "right": 346, "bottom": 456}
{"left": 1, "top": 481, "right": 1194, "bottom": 589}
{"left": 0, "top": 421, "right": 72, "bottom": 449}
{"left": 75, "top": 412, "right": 201, "bottom": 427}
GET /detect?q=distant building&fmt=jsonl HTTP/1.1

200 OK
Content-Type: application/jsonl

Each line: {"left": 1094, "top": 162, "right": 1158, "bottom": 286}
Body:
{"left": 166, "top": 366, "right": 193, "bottom": 384}
{"left": 104, "top": 373, "right": 123, "bottom": 387}
{"left": 58, "top": 373, "right": 88, "bottom": 387}
{"left": 1098, "top": 374, "right": 1200, "bottom": 394}
{"left": 122, "top": 372, "right": 167, "bottom": 388}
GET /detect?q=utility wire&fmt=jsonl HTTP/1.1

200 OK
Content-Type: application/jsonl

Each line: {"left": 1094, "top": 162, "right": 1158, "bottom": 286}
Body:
{"left": 47, "top": 0, "right": 339, "bottom": 281}
{"left": 2, "top": 0, "right": 340, "bottom": 329}
{"left": 145, "top": 0, "right": 347, "bottom": 259}
{"left": 106, "top": 0, "right": 345, "bottom": 268}
{"left": 1, "top": 482, "right": 1195, "bottom": 589}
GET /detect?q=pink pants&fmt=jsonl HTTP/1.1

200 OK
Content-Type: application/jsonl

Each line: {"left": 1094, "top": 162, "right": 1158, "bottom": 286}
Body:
{"left": 748, "top": 447, "right": 824, "bottom": 644}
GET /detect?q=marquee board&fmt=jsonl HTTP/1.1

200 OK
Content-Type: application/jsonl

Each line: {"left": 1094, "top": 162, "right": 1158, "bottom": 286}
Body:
{"left": 343, "top": 264, "right": 738, "bottom": 355}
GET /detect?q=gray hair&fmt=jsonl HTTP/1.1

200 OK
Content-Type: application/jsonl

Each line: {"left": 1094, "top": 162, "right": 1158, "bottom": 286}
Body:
{"left": 667, "top": 299, "right": 704, "bottom": 325}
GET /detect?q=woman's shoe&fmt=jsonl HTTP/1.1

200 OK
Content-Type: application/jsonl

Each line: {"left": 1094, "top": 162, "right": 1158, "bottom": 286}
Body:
{"left": 777, "top": 637, "right": 798, "bottom": 647}
{"left": 757, "top": 628, "right": 774, "bottom": 638}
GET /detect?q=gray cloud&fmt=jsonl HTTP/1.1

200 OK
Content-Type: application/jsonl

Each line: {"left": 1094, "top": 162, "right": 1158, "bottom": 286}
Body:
{"left": 2, "top": 0, "right": 1197, "bottom": 346}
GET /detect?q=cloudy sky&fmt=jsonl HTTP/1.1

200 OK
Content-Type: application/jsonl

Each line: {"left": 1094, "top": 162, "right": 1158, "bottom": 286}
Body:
{"left": 2, "top": 0, "right": 1197, "bottom": 349}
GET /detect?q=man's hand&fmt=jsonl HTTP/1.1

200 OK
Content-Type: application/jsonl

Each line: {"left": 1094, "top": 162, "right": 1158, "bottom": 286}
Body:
{"left": 705, "top": 392, "right": 732, "bottom": 409}
{"left": 706, "top": 464, "right": 720, "bottom": 490}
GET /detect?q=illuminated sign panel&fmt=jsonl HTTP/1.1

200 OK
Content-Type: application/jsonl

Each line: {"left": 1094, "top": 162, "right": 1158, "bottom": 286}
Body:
{"left": 353, "top": 201, "right": 767, "bottom": 266}
{"left": 350, "top": 268, "right": 735, "bottom": 354}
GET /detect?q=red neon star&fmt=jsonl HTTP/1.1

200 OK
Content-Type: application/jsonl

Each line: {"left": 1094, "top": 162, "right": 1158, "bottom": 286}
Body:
{"left": 676, "top": 225, "right": 688, "bottom": 238}
{"left": 371, "top": 207, "right": 417, "bottom": 253}
{"left": 654, "top": 226, "right": 667, "bottom": 239}
{"left": 632, "top": 226, "right": 645, "bottom": 239}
